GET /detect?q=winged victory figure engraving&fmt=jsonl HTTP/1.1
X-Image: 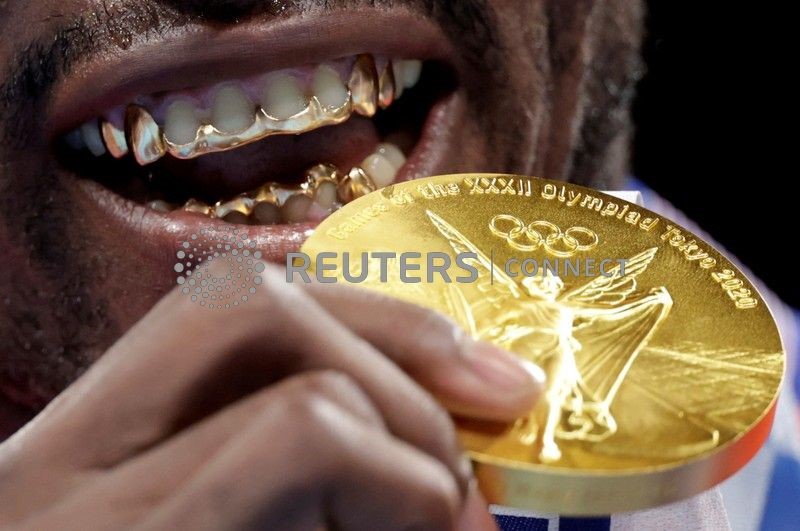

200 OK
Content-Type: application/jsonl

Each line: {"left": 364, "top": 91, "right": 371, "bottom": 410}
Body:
{"left": 426, "top": 210, "right": 673, "bottom": 463}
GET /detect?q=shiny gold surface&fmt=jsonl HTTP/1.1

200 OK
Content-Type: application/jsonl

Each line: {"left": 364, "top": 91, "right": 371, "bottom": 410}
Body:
{"left": 337, "top": 167, "right": 377, "bottom": 204}
{"left": 163, "top": 95, "right": 352, "bottom": 161}
{"left": 378, "top": 62, "right": 396, "bottom": 109}
{"left": 111, "top": 57, "right": 395, "bottom": 165}
{"left": 214, "top": 196, "right": 256, "bottom": 219}
{"left": 301, "top": 174, "right": 784, "bottom": 514}
{"left": 349, "top": 54, "right": 379, "bottom": 117}
{"left": 101, "top": 121, "right": 129, "bottom": 159}
{"left": 182, "top": 198, "right": 213, "bottom": 216}
{"left": 125, "top": 105, "right": 166, "bottom": 166}
{"left": 177, "top": 163, "right": 379, "bottom": 223}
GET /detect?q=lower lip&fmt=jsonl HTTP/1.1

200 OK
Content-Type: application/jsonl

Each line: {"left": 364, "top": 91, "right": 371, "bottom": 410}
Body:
{"left": 73, "top": 90, "right": 460, "bottom": 263}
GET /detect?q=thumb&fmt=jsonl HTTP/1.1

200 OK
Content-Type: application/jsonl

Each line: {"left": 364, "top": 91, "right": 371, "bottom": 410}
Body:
{"left": 458, "top": 483, "right": 498, "bottom": 531}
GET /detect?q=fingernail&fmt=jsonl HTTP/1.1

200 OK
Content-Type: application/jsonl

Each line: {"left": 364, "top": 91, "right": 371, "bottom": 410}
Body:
{"left": 470, "top": 341, "right": 545, "bottom": 390}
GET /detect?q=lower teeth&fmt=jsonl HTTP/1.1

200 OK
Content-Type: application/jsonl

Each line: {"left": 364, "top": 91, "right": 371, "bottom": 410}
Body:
{"left": 148, "top": 142, "right": 406, "bottom": 225}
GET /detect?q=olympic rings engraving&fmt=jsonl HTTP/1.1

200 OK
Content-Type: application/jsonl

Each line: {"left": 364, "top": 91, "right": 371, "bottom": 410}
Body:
{"left": 489, "top": 215, "right": 599, "bottom": 256}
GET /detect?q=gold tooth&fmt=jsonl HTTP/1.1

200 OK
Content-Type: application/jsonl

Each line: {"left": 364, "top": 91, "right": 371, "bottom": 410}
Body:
{"left": 116, "top": 61, "right": 400, "bottom": 165}
{"left": 378, "top": 61, "right": 396, "bottom": 109}
{"left": 214, "top": 196, "right": 255, "bottom": 219}
{"left": 248, "top": 182, "right": 278, "bottom": 205}
{"left": 272, "top": 185, "right": 311, "bottom": 207}
{"left": 305, "top": 164, "right": 341, "bottom": 211}
{"left": 182, "top": 198, "right": 213, "bottom": 216}
{"left": 305, "top": 163, "right": 341, "bottom": 187}
{"left": 174, "top": 162, "right": 377, "bottom": 225}
{"left": 101, "top": 121, "right": 129, "bottom": 158}
{"left": 125, "top": 105, "right": 166, "bottom": 166}
{"left": 348, "top": 55, "right": 379, "bottom": 117}
{"left": 337, "top": 166, "right": 377, "bottom": 204}
{"left": 164, "top": 94, "right": 352, "bottom": 161}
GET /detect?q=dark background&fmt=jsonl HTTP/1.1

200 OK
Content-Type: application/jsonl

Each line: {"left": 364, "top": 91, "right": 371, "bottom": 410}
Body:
{"left": 632, "top": 3, "right": 794, "bottom": 305}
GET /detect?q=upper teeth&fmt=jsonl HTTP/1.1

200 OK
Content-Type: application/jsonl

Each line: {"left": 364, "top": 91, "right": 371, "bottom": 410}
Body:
{"left": 164, "top": 100, "right": 201, "bottom": 146}
{"left": 101, "top": 121, "right": 129, "bottom": 158}
{"left": 400, "top": 60, "right": 422, "bottom": 89}
{"left": 312, "top": 65, "right": 350, "bottom": 110}
{"left": 261, "top": 74, "right": 307, "bottom": 120}
{"left": 80, "top": 121, "right": 107, "bottom": 157}
{"left": 67, "top": 55, "right": 423, "bottom": 165}
{"left": 212, "top": 84, "right": 255, "bottom": 134}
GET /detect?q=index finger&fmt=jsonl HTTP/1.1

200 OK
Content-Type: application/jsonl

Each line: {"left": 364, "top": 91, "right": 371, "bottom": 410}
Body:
{"left": 305, "top": 281, "right": 545, "bottom": 421}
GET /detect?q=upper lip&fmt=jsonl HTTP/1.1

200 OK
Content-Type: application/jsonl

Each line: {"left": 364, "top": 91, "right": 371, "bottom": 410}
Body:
{"left": 49, "top": 7, "right": 456, "bottom": 139}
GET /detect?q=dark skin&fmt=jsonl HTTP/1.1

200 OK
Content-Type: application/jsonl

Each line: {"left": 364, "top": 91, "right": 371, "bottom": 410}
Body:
{"left": 0, "top": 1, "right": 643, "bottom": 528}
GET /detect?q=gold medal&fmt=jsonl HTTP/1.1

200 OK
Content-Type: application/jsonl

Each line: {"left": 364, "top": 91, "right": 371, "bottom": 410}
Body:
{"left": 300, "top": 174, "right": 784, "bottom": 514}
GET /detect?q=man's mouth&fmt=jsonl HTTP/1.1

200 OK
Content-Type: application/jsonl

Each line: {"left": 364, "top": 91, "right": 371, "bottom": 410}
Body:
{"left": 58, "top": 50, "right": 454, "bottom": 226}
